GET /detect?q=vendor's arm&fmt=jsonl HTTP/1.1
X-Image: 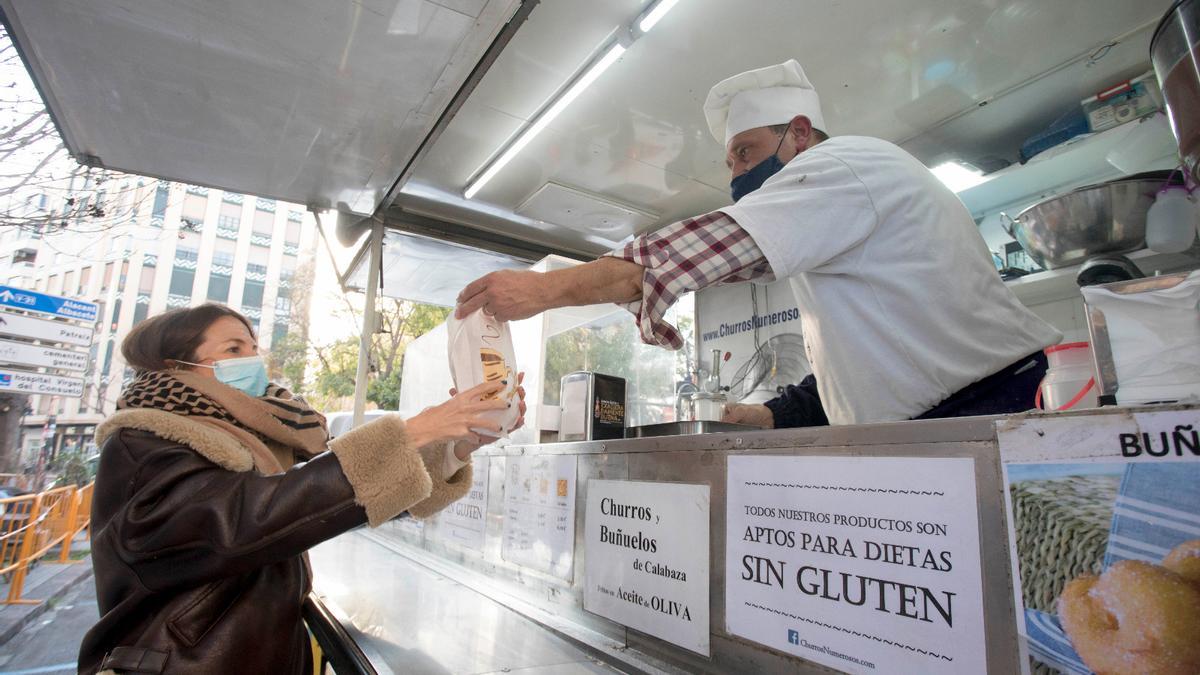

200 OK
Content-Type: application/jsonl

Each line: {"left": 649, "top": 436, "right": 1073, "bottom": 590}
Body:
{"left": 456, "top": 212, "right": 773, "bottom": 349}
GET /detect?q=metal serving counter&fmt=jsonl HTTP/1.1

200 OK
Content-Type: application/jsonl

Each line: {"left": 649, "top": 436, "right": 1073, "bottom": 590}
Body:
{"left": 324, "top": 405, "right": 1200, "bottom": 674}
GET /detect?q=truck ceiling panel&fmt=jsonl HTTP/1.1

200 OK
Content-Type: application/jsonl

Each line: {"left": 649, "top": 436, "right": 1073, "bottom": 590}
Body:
{"left": 1, "top": 0, "right": 519, "bottom": 214}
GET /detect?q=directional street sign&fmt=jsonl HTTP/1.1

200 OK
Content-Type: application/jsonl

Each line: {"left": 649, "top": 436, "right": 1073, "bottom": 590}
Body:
{"left": 0, "top": 311, "right": 94, "bottom": 347}
{"left": 0, "top": 338, "right": 89, "bottom": 373}
{"left": 0, "top": 285, "right": 98, "bottom": 322}
{"left": 0, "top": 369, "right": 84, "bottom": 397}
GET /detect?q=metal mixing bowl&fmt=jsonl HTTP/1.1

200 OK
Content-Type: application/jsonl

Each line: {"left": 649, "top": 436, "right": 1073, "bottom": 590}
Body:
{"left": 1002, "top": 171, "right": 1173, "bottom": 270}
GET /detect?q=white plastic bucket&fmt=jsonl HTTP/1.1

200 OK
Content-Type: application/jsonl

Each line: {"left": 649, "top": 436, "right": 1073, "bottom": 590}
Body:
{"left": 1037, "top": 342, "right": 1099, "bottom": 411}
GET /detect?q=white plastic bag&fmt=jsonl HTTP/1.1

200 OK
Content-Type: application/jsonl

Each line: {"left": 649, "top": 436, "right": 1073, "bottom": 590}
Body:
{"left": 1082, "top": 271, "right": 1200, "bottom": 405}
{"left": 446, "top": 309, "right": 520, "bottom": 437}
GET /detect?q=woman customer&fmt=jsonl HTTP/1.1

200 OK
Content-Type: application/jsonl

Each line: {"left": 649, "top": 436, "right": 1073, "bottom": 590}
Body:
{"left": 77, "top": 303, "right": 524, "bottom": 674}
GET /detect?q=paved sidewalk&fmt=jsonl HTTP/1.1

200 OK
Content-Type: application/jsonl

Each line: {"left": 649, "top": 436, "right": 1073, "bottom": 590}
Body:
{"left": 0, "top": 579, "right": 94, "bottom": 674}
{"left": 0, "top": 534, "right": 95, "bottom": 674}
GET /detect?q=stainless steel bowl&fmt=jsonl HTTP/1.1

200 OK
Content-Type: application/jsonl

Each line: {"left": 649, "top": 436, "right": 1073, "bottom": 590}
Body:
{"left": 1002, "top": 172, "right": 1172, "bottom": 270}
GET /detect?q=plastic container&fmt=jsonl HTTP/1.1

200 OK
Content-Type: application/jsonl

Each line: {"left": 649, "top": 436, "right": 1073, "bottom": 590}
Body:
{"left": 1152, "top": 0, "right": 1200, "bottom": 180}
{"left": 683, "top": 391, "right": 727, "bottom": 422}
{"left": 1037, "top": 342, "right": 1099, "bottom": 411}
{"left": 1020, "top": 108, "right": 1091, "bottom": 163}
{"left": 1080, "top": 72, "right": 1163, "bottom": 133}
{"left": 446, "top": 308, "right": 521, "bottom": 437}
{"left": 1146, "top": 184, "right": 1199, "bottom": 253}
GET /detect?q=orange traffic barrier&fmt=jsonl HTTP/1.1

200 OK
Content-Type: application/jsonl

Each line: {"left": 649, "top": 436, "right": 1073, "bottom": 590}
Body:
{"left": 1, "top": 482, "right": 95, "bottom": 605}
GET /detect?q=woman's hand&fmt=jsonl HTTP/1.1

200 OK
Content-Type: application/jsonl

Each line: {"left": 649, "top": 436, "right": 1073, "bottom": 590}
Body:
{"left": 406, "top": 380, "right": 508, "bottom": 449}
{"left": 449, "top": 373, "right": 528, "bottom": 460}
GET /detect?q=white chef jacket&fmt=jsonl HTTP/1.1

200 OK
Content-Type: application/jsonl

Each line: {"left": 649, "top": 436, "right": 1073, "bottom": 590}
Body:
{"left": 721, "top": 135, "right": 1062, "bottom": 425}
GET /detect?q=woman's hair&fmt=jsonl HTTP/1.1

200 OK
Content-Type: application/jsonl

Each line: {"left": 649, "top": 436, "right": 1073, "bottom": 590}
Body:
{"left": 121, "top": 303, "right": 256, "bottom": 373}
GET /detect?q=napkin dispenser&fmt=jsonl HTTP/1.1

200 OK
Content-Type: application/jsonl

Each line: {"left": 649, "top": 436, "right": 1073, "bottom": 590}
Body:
{"left": 558, "top": 372, "right": 626, "bottom": 442}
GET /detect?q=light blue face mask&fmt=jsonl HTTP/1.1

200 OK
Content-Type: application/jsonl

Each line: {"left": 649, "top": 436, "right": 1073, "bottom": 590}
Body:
{"left": 177, "top": 355, "right": 269, "bottom": 397}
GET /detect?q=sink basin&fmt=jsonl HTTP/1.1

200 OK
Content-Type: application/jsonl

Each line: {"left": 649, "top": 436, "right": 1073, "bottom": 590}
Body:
{"left": 624, "top": 421, "right": 762, "bottom": 438}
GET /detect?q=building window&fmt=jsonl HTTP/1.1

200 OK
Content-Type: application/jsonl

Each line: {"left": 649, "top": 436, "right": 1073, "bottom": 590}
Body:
{"left": 102, "top": 340, "right": 114, "bottom": 376}
{"left": 138, "top": 266, "right": 155, "bottom": 293}
{"left": 63, "top": 270, "right": 75, "bottom": 296}
{"left": 181, "top": 193, "right": 207, "bottom": 231}
{"left": 175, "top": 247, "right": 199, "bottom": 263}
{"left": 169, "top": 267, "right": 195, "bottom": 297}
{"left": 110, "top": 298, "right": 122, "bottom": 332}
{"left": 152, "top": 184, "right": 169, "bottom": 217}
{"left": 117, "top": 261, "right": 129, "bottom": 292}
{"left": 207, "top": 274, "right": 230, "bottom": 303}
{"left": 79, "top": 266, "right": 92, "bottom": 294}
{"left": 47, "top": 274, "right": 59, "bottom": 294}
{"left": 133, "top": 302, "right": 149, "bottom": 325}
{"left": 274, "top": 295, "right": 291, "bottom": 313}
{"left": 217, "top": 201, "right": 241, "bottom": 239}
{"left": 12, "top": 248, "right": 36, "bottom": 265}
{"left": 102, "top": 262, "right": 114, "bottom": 290}
{"left": 242, "top": 280, "right": 265, "bottom": 308}
{"left": 272, "top": 322, "right": 288, "bottom": 346}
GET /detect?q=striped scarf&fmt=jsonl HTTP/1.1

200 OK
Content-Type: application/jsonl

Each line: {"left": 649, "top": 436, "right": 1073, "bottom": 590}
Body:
{"left": 118, "top": 369, "right": 329, "bottom": 473}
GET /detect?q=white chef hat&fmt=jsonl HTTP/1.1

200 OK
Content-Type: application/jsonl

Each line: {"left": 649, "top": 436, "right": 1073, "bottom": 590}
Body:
{"left": 703, "top": 59, "right": 826, "bottom": 148}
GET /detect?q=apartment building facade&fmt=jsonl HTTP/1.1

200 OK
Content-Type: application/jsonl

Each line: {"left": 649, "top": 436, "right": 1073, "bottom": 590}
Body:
{"left": 0, "top": 175, "right": 318, "bottom": 465}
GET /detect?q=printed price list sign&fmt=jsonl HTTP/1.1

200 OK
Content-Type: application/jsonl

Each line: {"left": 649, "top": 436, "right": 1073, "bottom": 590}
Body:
{"left": 501, "top": 454, "right": 578, "bottom": 580}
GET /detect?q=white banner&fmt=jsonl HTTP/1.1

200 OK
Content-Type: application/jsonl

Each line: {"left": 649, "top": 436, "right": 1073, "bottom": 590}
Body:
{"left": 437, "top": 456, "right": 490, "bottom": 551}
{"left": 695, "top": 280, "right": 809, "bottom": 404}
{"left": 726, "top": 456, "right": 986, "bottom": 674}
{"left": 0, "top": 369, "right": 84, "bottom": 397}
{"left": 501, "top": 455, "right": 578, "bottom": 580}
{"left": 584, "top": 480, "right": 710, "bottom": 655}
{"left": 0, "top": 311, "right": 93, "bottom": 347}
{"left": 0, "top": 338, "right": 89, "bottom": 373}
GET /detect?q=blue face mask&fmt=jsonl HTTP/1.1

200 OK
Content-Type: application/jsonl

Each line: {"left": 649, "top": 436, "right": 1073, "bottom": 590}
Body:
{"left": 178, "top": 356, "right": 270, "bottom": 397}
{"left": 729, "top": 131, "right": 790, "bottom": 203}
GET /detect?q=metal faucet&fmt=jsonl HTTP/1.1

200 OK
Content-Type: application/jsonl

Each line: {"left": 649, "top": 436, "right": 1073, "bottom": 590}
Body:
{"left": 675, "top": 373, "right": 699, "bottom": 422}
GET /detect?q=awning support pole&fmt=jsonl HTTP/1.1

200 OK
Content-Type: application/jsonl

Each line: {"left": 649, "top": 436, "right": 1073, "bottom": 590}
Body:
{"left": 352, "top": 221, "right": 383, "bottom": 428}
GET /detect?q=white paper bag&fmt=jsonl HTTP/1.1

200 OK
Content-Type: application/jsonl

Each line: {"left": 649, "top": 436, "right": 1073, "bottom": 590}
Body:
{"left": 446, "top": 309, "right": 521, "bottom": 437}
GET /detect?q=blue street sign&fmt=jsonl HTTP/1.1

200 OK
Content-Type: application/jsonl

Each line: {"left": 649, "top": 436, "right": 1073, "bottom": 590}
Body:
{"left": 0, "top": 285, "right": 97, "bottom": 322}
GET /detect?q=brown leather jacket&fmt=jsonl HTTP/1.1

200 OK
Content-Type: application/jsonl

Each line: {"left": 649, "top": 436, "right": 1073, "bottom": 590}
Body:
{"left": 78, "top": 409, "right": 471, "bottom": 674}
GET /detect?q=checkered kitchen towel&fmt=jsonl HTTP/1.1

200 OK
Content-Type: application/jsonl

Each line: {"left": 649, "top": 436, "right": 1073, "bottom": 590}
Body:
{"left": 1024, "top": 462, "right": 1200, "bottom": 674}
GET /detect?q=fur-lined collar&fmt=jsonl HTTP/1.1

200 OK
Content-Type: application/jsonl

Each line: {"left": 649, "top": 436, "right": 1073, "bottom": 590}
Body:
{"left": 96, "top": 409, "right": 254, "bottom": 472}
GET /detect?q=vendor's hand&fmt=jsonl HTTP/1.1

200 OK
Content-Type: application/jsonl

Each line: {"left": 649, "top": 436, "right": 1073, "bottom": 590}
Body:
{"left": 723, "top": 403, "right": 774, "bottom": 429}
{"left": 406, "top": 381, "right": 507, "bottom": 448}
{"left": 449, "top": 373, "right": 528, "bottom": 460}
{"left": 456, "top": 270, "right": 552, "bottom": 321}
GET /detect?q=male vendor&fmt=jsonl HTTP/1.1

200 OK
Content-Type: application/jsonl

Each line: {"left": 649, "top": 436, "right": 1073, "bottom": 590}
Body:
{"left": 456, "top": 59, "right": 1060, "bottom": 428}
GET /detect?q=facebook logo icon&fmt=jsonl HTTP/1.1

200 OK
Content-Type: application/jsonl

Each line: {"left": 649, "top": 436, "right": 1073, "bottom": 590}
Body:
{"left": 787, "top": 629, "right": 800, "bottom": 645}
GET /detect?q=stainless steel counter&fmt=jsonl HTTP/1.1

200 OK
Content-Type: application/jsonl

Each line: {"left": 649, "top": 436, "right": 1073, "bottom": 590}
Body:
{"left": 313, "top": 404, "right": 1200, "bottom": 673}
{"left": 339, "top": 412, "right": 1013, "bottom": 674}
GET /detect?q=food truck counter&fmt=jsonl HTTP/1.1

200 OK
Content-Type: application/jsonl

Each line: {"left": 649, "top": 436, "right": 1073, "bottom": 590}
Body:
{"left": 313, "top": 404, "right": 1200, "bottom": 674}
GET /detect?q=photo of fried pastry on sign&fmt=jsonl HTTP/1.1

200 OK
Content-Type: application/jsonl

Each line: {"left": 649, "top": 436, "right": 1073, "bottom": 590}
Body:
{"left": 1005, "top": 461, "right": 1200, "bottom": 675}
{"left": 480, "top": 348, "right": 516, "bottom": 401}
{"left": 1058, "top": 540, "right": 1200, "bottom": 675}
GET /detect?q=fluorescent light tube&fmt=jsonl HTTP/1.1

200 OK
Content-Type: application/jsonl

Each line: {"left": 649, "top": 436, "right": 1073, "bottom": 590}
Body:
{"left": 638, "top": 0, "right": 680, "bottom": 33}
{"left": 930, "top": 161, "right": 985, "bottom": 193}
{"left": 465, "top": 43, "right": 626, "bottom": 200}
